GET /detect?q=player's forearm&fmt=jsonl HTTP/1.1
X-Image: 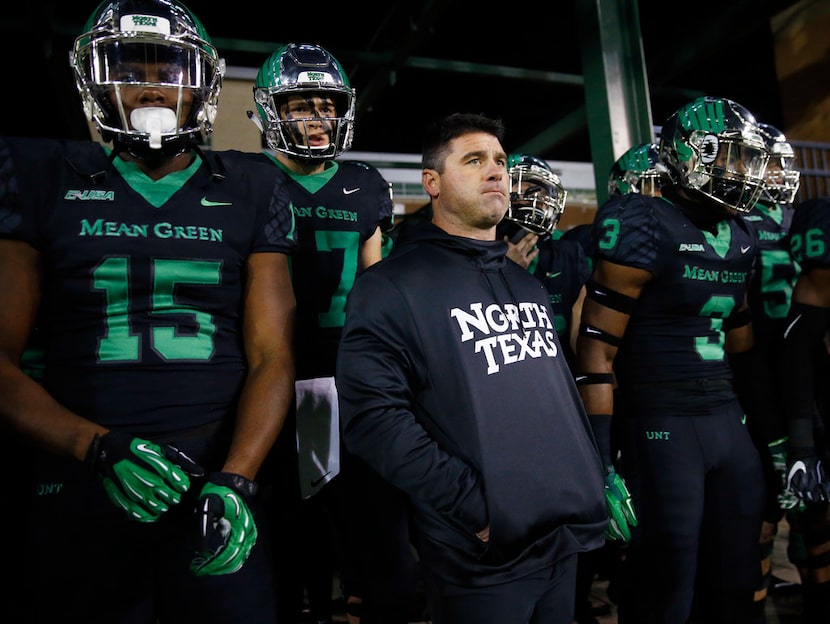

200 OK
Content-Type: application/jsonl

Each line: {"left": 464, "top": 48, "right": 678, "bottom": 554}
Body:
{"left": 0, "top": 357, "right": 106, "bottom": 461}
{"left": 222, "top": 357, "right": 294, "bottom": 480}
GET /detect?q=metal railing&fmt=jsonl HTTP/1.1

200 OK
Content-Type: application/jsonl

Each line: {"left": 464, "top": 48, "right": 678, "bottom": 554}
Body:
{"left": 792, "top": 139, "right": 830, "bottom": 202}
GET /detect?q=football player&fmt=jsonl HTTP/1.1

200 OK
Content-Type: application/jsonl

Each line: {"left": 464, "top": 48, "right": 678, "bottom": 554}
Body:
{"left": 782, "top": 189, "right": 830, "bottom": 622}
{"left": 0, "top": 1, "right": 296, "bottom": 621}
{"left": 250, "top": 42, "right": 420, "bottom": 624}
{"left": 576, "top": 96, "right": 769, "bottom": 623}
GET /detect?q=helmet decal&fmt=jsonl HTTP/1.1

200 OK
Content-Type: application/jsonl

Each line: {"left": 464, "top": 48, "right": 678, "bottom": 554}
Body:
{"left": 699, "top": 135, "right": 719, "bottom": 164}
{"left": 677, "top": 98, "right": 727, "bottom": 134}
{"left": 120, "top": 14, "right": 172, "bottom": 34}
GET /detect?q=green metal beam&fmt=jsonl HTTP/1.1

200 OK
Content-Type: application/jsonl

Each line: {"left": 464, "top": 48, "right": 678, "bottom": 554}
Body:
{"left": 575, "top": 0, "right": 655, "bottom": 205}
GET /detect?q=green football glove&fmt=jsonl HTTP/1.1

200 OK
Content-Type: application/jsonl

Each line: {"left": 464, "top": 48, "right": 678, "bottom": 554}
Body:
{"left": 604, "top": 465, "right": 638, "bottom": 542}
{"left": 190, "top": 472, "right": 259, "bottom": 576}
{"left": 85, "top": 431, "right": 204, "bottom": 522}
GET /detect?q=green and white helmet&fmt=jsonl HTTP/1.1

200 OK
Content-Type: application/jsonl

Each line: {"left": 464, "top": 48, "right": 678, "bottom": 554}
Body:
{"left": 608, "top": 143, "right": 662, "bottom": 197}
{"left": 252, "top": 43, "right": 355, "bottom": 160}
{"left": 659, "top": 96, "right": 769, "bottom": 213}
{"left": 70, "top": 0, "right": 224, "bottom": 158}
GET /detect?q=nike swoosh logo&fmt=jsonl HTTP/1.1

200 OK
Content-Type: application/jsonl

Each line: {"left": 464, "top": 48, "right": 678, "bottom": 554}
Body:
{"left": 342, "top": 187, "right": 360, "bottom": 195}
{"left": 311, "top": 471, "right": 333, "bottom": 488}
{"left": 585, "top": 326, "right": 601, "bottom": 335}
{"left": 201, "top": 197, "right": 233, "bottom": 206}
{"left": 787, "top": 460, "right": 806, "bottom": 484}
{"left": 740, "top": 245, "right": 751, "bottom": 253}
{"left": 545, "top": 271, "right": 562, "bottom": 279}
{"left": 783, "top": 313, "right": 803, "bottom": 339}
{"left": 575, "top": 375, "right": 587, "bottom": 383}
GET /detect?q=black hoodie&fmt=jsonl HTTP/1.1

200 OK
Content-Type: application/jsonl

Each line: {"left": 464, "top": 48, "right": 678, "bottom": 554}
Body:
{"left": 336, "top": 220, "right": 606, "bottom": 585}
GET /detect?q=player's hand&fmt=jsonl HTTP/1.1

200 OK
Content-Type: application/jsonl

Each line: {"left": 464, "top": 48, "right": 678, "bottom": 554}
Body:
{"left": 504, "top": 231, "right": 539, "bottom": 269}
{"left": 786, "top": 453, "right": 830, "bottom": 504}
{"left": 190, "top": 472, "right": 259, "bottom": 576}
{"left": 85, "top": 431, "right": 204, "bottom": 522}
{"left": 768, "top": 438, "right": 804, "bottom": 511}
{"left": 604, "top": 466, "right": 638, "bottom": 542}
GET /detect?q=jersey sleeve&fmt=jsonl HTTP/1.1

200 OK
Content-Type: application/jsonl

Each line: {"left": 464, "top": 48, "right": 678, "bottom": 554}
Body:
{"left": 349, "top": 161, "right": 395, "bottom": 232}
{"left": 260, "top": 168, "right": 297, "bottom": 253}
{"left": 229, "top": 150, "right": 297, "bottom": 255}
{"left": 0, "top": 138, "right": 81, "bottom": 248}
{"left": 592, "top": 193, "right": 662, "bottom": 272}
{"left": 789, "top": 197, "right": 830, "bottom": 270}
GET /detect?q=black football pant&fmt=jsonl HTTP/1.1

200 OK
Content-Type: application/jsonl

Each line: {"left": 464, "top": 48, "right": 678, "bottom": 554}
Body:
{"left": 421, "top": 552, "right": 578, "bottom": 624}
{"left": 615, "top": 379, "right": 766, "bottom": 624}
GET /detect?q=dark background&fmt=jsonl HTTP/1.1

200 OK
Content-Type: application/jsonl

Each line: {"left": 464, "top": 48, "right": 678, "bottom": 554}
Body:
{"left": 1, "top": 0, "right": 803, "bottom": 162}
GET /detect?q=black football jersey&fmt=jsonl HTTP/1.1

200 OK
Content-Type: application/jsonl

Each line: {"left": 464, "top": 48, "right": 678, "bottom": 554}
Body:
{"left": 593, "top": 193, "right": 757, "bottom": 385}
{"left": 789, "top": 197, "right": 830, "bottom": 270}
{"left": 269, "top": 156, "right": 394, "bottom": 378}
{"left": 0, "top": 138, "right": 295, "bottom": 435}
{"left": 742, "top": 202, "right": 798, "bottom": 334}
{"left": 529, "top": 232, "right": 589, "bottom": 364}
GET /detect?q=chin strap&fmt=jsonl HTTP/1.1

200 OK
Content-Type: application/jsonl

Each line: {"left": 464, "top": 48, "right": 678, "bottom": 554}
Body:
{"left": 191, "top": 143, "right": 226, "bottom": 183}
{"left": 65, "top": 145, "right": 120, "bottom": 184}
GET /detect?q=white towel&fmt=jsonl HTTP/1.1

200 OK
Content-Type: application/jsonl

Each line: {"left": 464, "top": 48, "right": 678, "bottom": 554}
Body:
{"left": 295, "top": 376, "right": 340, "bottom": 499}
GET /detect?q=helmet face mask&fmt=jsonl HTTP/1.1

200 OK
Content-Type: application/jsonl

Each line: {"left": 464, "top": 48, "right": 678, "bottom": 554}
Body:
{"left": 659, "top": 97, "right": 769, "bottom": 214}
{"left": 70, "top": 0, "right": 225, "bottom": 157}
{"left": 505, "top": 155, "right": 567, "bottom": 237}
{"left": 253, "top": 43, "right": 355, "bottom": 160}
{"left": 757, "top": 123, "right": 800, "bottom": 205}
{"left": 608, "top": 143, "right": 662, "bottom": 197}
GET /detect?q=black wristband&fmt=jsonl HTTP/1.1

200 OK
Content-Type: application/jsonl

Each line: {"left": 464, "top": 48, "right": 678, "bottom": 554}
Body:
{"left": 588, "top": 413, "right": 613, "bottom": 467}
{"left": 723, "top": 306, "right": 752, "bottom": 331}
{"left": 84, "top": 433, "right": 103, "bottom": 469}
{"left": 208, "top": 471, "right": 259, "bottom": 499}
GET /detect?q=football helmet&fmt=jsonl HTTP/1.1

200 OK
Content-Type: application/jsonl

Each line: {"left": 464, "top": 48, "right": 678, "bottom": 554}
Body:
{"left": 504, "top": 154, "right": 568, "bottom": 236}
{"left": 757, "top": 123, "right": 800, "bottom": 205}
{"left": 608, "top": 143, "right": 662, "bottom": 197}
{"left": 70, "top": 0, "right": 224, "bottom": 158}
{"left": 252, "top": 43, "right": 355, "bottom": 160}
{"left": 659, "top": 96, "right": 769, "bottom": 213}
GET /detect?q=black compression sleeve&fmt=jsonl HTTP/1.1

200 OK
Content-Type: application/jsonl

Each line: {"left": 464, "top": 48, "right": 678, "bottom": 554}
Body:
{"left": 729, "top": 347, "right": 784, "bottom": 444}
{"left": 782, "top": 301, "right": 830, "bottom": 452}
